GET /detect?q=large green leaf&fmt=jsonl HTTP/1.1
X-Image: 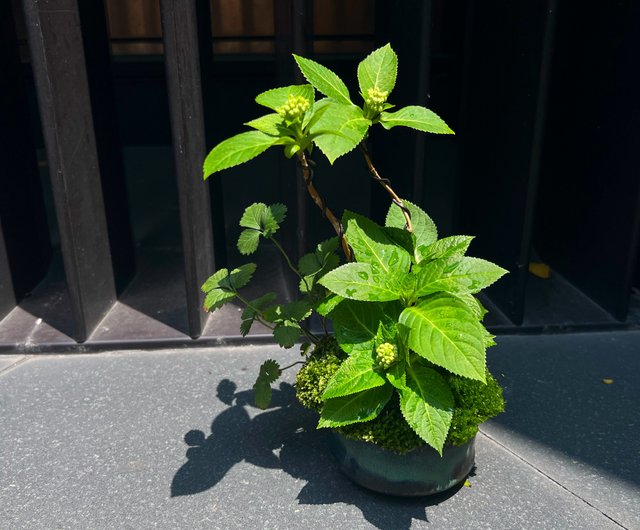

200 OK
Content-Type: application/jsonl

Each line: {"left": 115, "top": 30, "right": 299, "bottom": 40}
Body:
{"left": 343, "top": 211, "right": 412, "bottom": 274}
{"left": 420, "top": 236, "right": 474, "bottom": 263}
{"left": 414, "top": 256, "right": 508, "bottom": 297}
{"left": 322, "top": 348, "right": 386, "bottom": 399}
{"left": 379, "top": 106, "right": 454, "bottom": 134}
{"left": 310, "top": 102, "right": 371, "bottom": 163}
{"left": 255, "top": 84, "right": 314, "bottom": 111}
{"left": 203, "top": 131, "right": 279, "bottom": 177}
{"left": 237, "top": 229, "right": 260, "bottom": 255}
{"left": 319, "top": 262, "right": 403, "bottom": 302}
{"left": 453, "top": 293, "right": 488, "bottom": 321}
{"left": 330, "top": 299, "right": 401, "bottom": 356}
{"left": 357, "top": 43, "right": 398, "bottom": 95}
{"left": 399, "top": 364, "right": 454, "bottom": 455}
{"left": 244, "top": 113, "right": 286, "bottom": 136}
{"left": 385, "top": 200, "right": 438, "bottom": 255}
{"left": 399, "top": 294, "right": 486, "bottom": 381}
{"left": 318, "top": 384, "right": 393, "bottom": 428}
{"left": 293, "top": 55, "right": 352, "bottom": 105}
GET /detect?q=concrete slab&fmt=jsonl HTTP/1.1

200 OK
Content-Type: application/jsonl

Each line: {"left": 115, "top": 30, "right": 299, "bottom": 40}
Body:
{"left": 0, "top": 355, "right": 24, "bottom": 372}
{"left": 485, "top": 331, "right": 640, "bottom": 529}
{"left": 0, "top": 344, "right": 627, "bottom": 529}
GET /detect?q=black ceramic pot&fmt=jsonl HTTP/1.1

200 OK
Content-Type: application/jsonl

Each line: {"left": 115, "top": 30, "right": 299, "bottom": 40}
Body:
{"left": 329, "top": 431, "right": 475, "bottom": 496}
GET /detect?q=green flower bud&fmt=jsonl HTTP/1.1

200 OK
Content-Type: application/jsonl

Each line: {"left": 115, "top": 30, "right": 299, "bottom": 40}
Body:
{"left": 376, "top": 342, "right": 398, "bottom": 369}
{"left": 365, "top": 87, "right": 389, "bottom": 113}
{"left": 277, "top": 94, "right": 311, "bottom": 122}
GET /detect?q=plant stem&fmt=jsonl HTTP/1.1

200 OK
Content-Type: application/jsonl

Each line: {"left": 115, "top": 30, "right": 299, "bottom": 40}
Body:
{"left": 234, "top": 292, "right": 275, "bottom": 331}
{"left": 280, "top": 360, "right": 305, "bottom": 372}
{"left": 296, "top": 151, "right": 353, "bottom": 261}
{"left": 298, "top": 322, "right": 320, "bottom": 344}
{"left": 269, "top": 236, "right": 311, "bottom": 293}
{"left": 359, "top": 141, "right": 413, "bottom": 232}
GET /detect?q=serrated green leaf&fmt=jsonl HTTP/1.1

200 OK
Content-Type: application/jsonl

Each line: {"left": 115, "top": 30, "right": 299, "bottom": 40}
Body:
{"left": 319, "top": 262, "right": 403, "bottom": 302}
{"left": 329, "top": 299, "right": 402, "bottom": 356}
{"left": 379, "top": 105, "right": 454, "bottom": 134}
{"left": 399, "top": 364, "right": 454, "bottom": 455}
{"left": 385, "top": 200, "right": 438, "bottom": 253}
{"left": 421, "top": 236, "right": 474, "bottom": 263}
{"left": 310, "top": 102, "right": 371, "bottom": 164}
{"left": 240, "top": 292, "right": 277, "bottom": 336}
{"left": 318, "top": 384, "right": 392, "bottom": 428}
{"left": 244, "top": 113, "right": 286, "bottom": 136}
{"left": 399, "top": 294, "right": 486, "bottom": 381}
{"left": 414, "top": 256, "right": 508, "bottom": 297}
{"left": 384, "top": 227, "right": 417, "bottom": 259}
{"left": 204, "top": 131, "right": 279, "bottom": 177}
{"left": 237, "top": 229, "right": 261, "bottom": 255}
{"left": 453, "top": 293, "right": 488, "bottom": 321}
{"left": 298, "top": 237, "right": 340, "bottom": 294}
{"left": 255, "top": 84, "right": 314, "bottom": 111}
{"left": 343, "top": 211, "right": 412, "bottom": 274}
{"left": 259, "top": 359, "right": 281, "bottom": 383}
{"left": 253, "top": 379, "right": 272, "bottom": 409}
{"left": 322, "top": 348, "right": 386, "bottom": 399}
{"left": 293, "top": 55, "right": 352, "bottom": 105}
{"left": 239, "top": 202, "right": 287, "bottom": 236}
{"left": 316, "top": 293, "right": 343, "bottom": 316}
{"left": 357, "top": 43, "right": 398, "bottom": 95}
{"left": 273, "top": 323, "right": 301, "bottom": 348}
{"left": 264, "top": 300, "right": 312, "bottom": 323}
{"left": 218, "top": 263, "right": 257, "bottom": 291}
{"left": 204, "top": 288, "right": 235, "bottom": 312}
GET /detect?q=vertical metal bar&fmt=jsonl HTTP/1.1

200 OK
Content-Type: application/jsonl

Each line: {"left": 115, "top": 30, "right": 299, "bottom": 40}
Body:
{"left": 22, "top": 0, "right": 116, "bottom": 342}
{"left": 160, "top": 0, "right": 215, "bottom": 339}
{"left": 0, "top": 223, "right": 15, "bottom": 321}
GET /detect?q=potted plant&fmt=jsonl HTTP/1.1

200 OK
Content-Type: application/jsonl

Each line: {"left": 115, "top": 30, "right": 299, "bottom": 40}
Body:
{"left": 201, "top": 44, "right": 507, "bottom": 496}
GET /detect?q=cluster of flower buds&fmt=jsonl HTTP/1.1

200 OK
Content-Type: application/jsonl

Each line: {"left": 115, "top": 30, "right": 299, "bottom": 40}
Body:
{"left": 365, "top": 87, "right": 389, "bottom": 114}
{"left": 376, "top": 342, "right": 398, "bottom": 369}
{"left": 277, "top": 94, "right": 310, "bottom": 122}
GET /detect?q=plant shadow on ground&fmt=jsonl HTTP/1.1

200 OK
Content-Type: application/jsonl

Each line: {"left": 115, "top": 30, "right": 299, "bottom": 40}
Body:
{"left": 172, "top": 379, "right": 465, "bottom": 530}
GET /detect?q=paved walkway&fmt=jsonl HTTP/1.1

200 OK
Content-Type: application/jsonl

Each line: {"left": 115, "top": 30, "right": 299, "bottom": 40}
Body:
{"left": 1, "top": 332, "right": 638, "bottom": 529}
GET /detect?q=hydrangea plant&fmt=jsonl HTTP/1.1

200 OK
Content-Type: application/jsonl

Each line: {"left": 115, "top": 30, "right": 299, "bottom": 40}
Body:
{"left": 201, "top": 44, "right": 507, "bottom": 455}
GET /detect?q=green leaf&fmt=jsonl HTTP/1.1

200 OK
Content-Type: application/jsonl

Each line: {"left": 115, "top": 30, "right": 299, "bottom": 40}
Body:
{"left": 264, "top": 300, "right": 312, "bottom": 323}
{"left": 399, "top": 294, "right": 486, "bottom": 381}
{"left": 452, "top": 293, "right": 488, "bottom": 321}
{"left": 273, "top": 323, "right": 301, "bottom": 348}
{"left": 357, "top": 43, "right": 398, "bottom": 95}
{"left": 318, "top": 384, "right": 393, "bottom": 428}
{"left": 298, "top": 237, "right": 340, "bottom": 293}
{"left": 310, "top": 102, "right": 371, "bottom": 163}
{"left": 239, "top": 202, "right": 287, "bottom": 236}
{"left": 385, "top": 200, "right": 438, "bottom": 254}
{"left": 201, "top": 263, "right": 256, "bottom": 293}
{"left": 240, "top": 292, "right": 277, "bottom": 336}
{"left": 204, "top": 288, "right": 235, "bottom": 312}
{"left": 204, "top": 131, "right": 279, "bottom": 177}
{"left": 329, "top": 299, "right": 402, "bottom": 356}
{"left": 379, "top": 106, "right": 454, "bottom": 134}
{"left": 421, "top": 236, "right": 474, "bottom": 263}
{"left": 319, "top": 262, "right": 403, "bottom": 302}
{"left": 322, "top": 348, "right": 387, "bottom": 400}
{"left": 414, "top": 256, "right": 508, "bottom": 297}
{"left": 244, "top": 113, "right": 286, "bottom": 136}
{"left": 293, "top": 55, "right": 352, "bottom": 105}
{"left": 253, "top": 359, "right": 281, "bottom": 409}
{"left": 343, "top": 211, "right": 412, "bottom": 273}
{"left": 255, "top": 84, "right": 314, "bottom": 111}
{"left": 316, "top": 294, "right": 343, "bottom": 316}
{"left": 399, "top": 364, "right": 454, "bottom": 455}
{"left": 237, "top": 229, "right": 261, "bottom": 255}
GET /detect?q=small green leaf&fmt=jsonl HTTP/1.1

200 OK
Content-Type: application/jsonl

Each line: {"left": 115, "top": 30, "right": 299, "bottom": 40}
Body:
{"left": 253, "top": 359, "right": 281, "bottom": 409}
{"left": 264, "top": 300, "right": 312, "bottom": 323}
{"left": 298, "top": 237, "right": 340, "bottom": 294}
{"left": 240, "top": 292, "right": 277, "bottom": 336}
{"left": 273, "top": 323, "right": 301, "bottom": 348}
{"left": 385, "top": 200, "right": 438, "bottom": 253}
{"left": 255, "top": 84, "right": 314, "bottom": 111}
{"left": 379, "top": 106, "right": 454, "bottom": 134}
{"left": 310, "top": 102, "right": 371, "bottom": 164}
{"left": 357, "top": 43, "right": 398, "bottom": 95}
{"left": 322, "top": 348, "right": 386, "bottom": 399}
{"left": 244, "top": 113, "right": 286, "bottom": 136}
{"left": 239, "top": 202, "right": 287, "bottom": 236}
{"left": 414, "top": 256, "right": 508, "bottom": 297}
{"left": 293, "top": 55, "right": 352, "bottom": 105}
{"left": 218, "top": 263, "right": 257, "bottom": 291}
{"left": 421, "top": 236, "right": 474, "bottom": 263}
{"left": 318, "top": 384, "right": 393, "bottom": 428}
{"left": 319, "top": 262, "right": 403, "bottom": 302}
{"left": 399, "top": 364, "right": 454, "bottom": 455}
{"left": 204, "top": 288, "right": 235, "bottom": 312}
{"left": 399, "top": 294, "right": 486, "bottom": 381}
{"left": 204, "top": 131, "right": 279, "bottom": 177}
{"left": 237, "top": 229, "right": 261, "bottom": 255}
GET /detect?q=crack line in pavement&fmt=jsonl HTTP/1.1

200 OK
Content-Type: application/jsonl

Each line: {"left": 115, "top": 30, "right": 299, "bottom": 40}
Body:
{"left": 0, "top": 356, "right": 32, "bottom": 377}
{"left": 479, "top": 430, "right": 629, "bottom": 530}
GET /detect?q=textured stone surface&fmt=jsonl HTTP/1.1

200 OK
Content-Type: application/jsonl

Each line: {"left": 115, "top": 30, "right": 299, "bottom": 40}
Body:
{"left": 0, "top": 337, "right": 635, "bottom": 529}
{"left": 0, "top": 355, "right": 24, "bottom": 372}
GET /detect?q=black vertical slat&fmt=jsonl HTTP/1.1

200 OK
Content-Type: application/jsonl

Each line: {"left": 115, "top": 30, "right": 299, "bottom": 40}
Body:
{"left": 0, "top": 223, "right": 15, "bottom": 320}
{"left": 1, "top": 1, "right": 51, "bottom": 314}
{"left": 78, "top": 1, "right": 136, "bottom": 294}
{"left": 22, "top": 0, "right": 116, "bottom": 342}
{"left": 160, "top": 0, "right": 215, "bottom": 339}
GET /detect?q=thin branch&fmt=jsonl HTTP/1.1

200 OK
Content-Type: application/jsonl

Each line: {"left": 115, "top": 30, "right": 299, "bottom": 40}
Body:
{"left": 280, "top": 361, "right": 305, "bottom": 372}
{"left": 269, "top": 236, "right": 311, "bottom": 293}
{"left": 359, "top": 141, "right": 413, "bottom": 232}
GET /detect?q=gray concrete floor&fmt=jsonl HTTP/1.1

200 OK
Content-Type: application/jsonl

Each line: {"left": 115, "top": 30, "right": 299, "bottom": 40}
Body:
{"left": 0, "top": 331, "right": 638, "bottom": 530}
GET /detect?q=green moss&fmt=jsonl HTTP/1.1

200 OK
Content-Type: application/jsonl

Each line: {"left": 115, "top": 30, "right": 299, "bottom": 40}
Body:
{"left": 295, "top": 337, "right": 506, "bottom": 454}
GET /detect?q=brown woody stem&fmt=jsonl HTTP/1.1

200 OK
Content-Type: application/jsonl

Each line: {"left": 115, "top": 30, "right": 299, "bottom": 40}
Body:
{"left": 359, "top": 141, "right": 413, "bottom": 232}
{"left": 297, "top": 151, "right": 353, "bottom": 261}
